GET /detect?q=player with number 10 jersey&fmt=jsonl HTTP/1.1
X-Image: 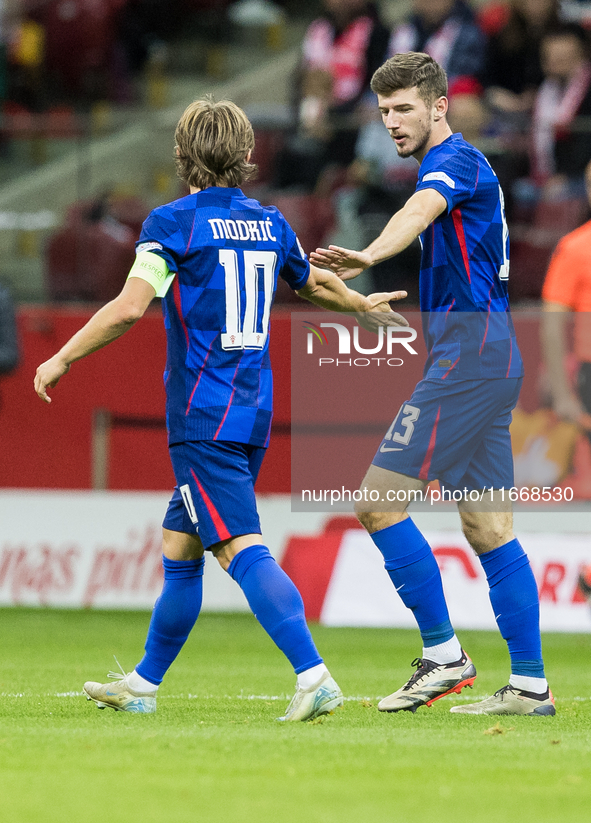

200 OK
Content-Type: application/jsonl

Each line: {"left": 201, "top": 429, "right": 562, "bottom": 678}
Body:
{"left": 138, "top": 189, "right": 307, "bottom": 447}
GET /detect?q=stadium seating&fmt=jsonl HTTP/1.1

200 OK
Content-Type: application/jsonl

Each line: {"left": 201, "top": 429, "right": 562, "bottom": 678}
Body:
{"left": 34, "top": 0, "right": 119, "bottom": 97}
{"left": 46, "top": 196, "right": 148, "bottom": 302}
{"left": 46, "top": 220, "right": 135, "bottom": 302}
{"left": 251, "top": 128, "right": 286, "bottom": 186}
{"left": 262, "top": 193, "right": 335, "bottom": 303}
{"left": 510, "top": 196, "right": 589, "bottom": 301}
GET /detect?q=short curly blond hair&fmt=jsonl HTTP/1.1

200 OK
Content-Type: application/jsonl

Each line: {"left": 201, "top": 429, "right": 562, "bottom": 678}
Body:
{"left": 174, "top": 96, "right": 257, "bottom": 190}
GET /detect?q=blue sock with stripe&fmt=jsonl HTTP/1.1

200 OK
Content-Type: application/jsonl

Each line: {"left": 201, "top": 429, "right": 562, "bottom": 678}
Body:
{"left": 371, "top": 518, "right": 455, "bottom": 648}
{"left": 227, "top": 545, "right": 323, "bottom": 674}
{"left": 479, "top": 538, "right": 545, "bottom": 678}
{"left": 136, "top": 555, "right": 205, "bottom": 686}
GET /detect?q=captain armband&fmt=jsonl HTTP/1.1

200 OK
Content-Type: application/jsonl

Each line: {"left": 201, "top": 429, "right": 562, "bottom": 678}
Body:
{"left": 127, "top": 250, "right": 176, "bottom": 297}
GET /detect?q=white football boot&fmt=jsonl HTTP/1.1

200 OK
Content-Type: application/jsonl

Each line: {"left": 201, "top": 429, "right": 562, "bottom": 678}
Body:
{"left": 450, "top": 684, "right": 556, "bottom": 716}
{"left": 84, "top": 669, "right": 157, "bottom": 714}
{"left": 278, "top": 671, "right": 343, "bottom": 722}
{"left": 378, "top": 652, "right": 476, "bottom": 713}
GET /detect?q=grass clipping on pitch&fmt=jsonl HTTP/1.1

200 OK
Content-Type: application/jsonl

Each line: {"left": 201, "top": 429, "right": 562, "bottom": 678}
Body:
{"left": 0, "top": 609, "right": 589, "bottom": 823}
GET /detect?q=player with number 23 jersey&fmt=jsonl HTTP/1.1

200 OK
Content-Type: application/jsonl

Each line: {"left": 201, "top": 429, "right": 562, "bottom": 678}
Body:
{"left": 311, "top": 53, "right": 553, "bottom": 718}
{"left": 373, "top": 132, "right": 524, "bottom": 490}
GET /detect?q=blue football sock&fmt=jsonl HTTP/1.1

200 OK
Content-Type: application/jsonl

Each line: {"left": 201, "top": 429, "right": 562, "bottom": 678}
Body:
{"left": 227, "top": 545, "right": 322, "bottom": 674}
{"left": 371, "top": 518, "right": 455, "bottom": 647}
{"left": 136, "top": 555, "right": 205, "bottom": 686}
{"left": 479, "top": 538, "right": 545, "bottom": 678}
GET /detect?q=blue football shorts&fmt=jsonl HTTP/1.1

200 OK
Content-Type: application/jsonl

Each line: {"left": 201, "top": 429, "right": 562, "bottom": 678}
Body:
{"left": 163, "top": 440, "right": 266, "bottom": 549}
{"left": 371, "top": 377, "right": 523, "bottom": 492}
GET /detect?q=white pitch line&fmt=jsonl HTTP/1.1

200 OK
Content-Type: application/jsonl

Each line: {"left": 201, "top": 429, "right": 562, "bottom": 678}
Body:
{"left": 1, "top": 692, "right": 589, "bottom": 703}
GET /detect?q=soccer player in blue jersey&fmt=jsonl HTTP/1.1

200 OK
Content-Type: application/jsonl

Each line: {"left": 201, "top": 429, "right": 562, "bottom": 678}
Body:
{"left": 311, "top": 53, "right": 555, "bottom": 716}
{"left": 34, "top": 97, "right": 405, "bottom": 720}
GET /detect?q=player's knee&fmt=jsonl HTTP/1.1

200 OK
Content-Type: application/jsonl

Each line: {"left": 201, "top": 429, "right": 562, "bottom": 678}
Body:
{"left": 355, "top": 507, "right": 377, "bottom": 531}
{"left": 461, "top": 517, "right": 511, "bottom": 555}
{"left": 354, "top": 495, "right": 384, "bottom": 531}
{"left": 355, "top": 507, "right": 406, "bottom": 534}
{"left": 461, "top": 517, "right": 482, "bottom": 551}
{"left": 162, "top": 527, "right": 204, "bottom": 561}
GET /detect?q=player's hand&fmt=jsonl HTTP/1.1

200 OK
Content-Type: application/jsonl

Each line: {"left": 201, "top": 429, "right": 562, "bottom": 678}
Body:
{"left": 356, "top": 290, "right": 408, "bottom": 334}
{"left": 310, "top": 245, "right": 372, "bottom": 280}
{"left": 34, "top": 355, "right": 70, "bottom": 403}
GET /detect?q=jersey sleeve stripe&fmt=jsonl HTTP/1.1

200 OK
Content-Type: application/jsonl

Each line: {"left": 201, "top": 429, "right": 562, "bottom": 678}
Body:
{"left": 479, "top": 285, "right": 494, "bottom": 356}
{"left": 213, "top": 358, "right": 242, "bottom": 440}
{"left": 173, "top": 278, "right": 190, "bottom": 351}
{"left": 451, "top": 209, "right": 471, "bottom": 284}
{"left": 505, "top": 336, "right": 513, "bottom": 379}
{"left": 441, "top": 356, "right": 460, "bottom": 379}
{"left": 185, "top": 333, "right": 218, "bottom": 416}
{"left": 184, "top": 211, "right": 197, "bottom": 256}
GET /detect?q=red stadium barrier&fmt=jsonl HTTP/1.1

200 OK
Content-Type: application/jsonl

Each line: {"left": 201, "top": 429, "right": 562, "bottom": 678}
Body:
{"left": 2, "top": 306, "right": 292, "bottom": 491}
{"left": 0, "top": 308, "right": 551, "bottom": 493}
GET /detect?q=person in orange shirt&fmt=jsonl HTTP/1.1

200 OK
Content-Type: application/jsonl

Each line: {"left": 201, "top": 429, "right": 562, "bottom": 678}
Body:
{"left": 541, "top": 159, "right": 591, "bottom": 428}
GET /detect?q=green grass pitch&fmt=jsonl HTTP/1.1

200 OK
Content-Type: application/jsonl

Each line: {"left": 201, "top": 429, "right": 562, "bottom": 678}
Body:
{"left": 0, "top": 609, "right": 590, "bottom": 823}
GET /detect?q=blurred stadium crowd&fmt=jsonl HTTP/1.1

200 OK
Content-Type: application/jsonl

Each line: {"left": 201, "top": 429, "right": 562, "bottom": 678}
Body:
{"left": 266, "top": 0, "right": 591, "bottom": 304}
{"left": 2, "top": 0, "right": 591, "bottom": 306}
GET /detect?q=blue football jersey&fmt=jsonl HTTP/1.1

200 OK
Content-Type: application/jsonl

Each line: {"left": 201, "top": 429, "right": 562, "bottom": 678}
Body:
{"left": 137, "top": 187, "right": 310, "bottom": 446}
{"left": 414, "top": 133, "right": 523, "bottom": 380}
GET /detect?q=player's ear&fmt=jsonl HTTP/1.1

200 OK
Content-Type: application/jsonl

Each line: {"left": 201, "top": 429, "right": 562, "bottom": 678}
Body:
{"left": 433, "top": 96, "right": 448, "bottom": 121}
{"left": 246, "top": 150, "right": 252, "bottom": 162}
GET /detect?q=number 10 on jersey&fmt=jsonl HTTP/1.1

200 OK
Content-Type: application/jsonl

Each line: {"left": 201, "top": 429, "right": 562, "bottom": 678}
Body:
{"left": 219, "top": 249, "right": 277, "bottom": 350}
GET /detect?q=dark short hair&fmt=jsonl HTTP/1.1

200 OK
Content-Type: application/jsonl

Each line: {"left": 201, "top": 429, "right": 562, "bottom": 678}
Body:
{"left": 175, "top": 96, "right": 257, "bottom": 189}
{"left": 371, "top": 52, "right": 448, "bottom": 104}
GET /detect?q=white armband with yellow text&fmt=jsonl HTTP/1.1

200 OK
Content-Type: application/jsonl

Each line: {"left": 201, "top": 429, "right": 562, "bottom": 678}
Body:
{"left": 127, "top": 250, "right": 176, "bottom": 297}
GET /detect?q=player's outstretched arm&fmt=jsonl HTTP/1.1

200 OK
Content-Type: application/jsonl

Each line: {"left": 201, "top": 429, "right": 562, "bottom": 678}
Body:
{"left": 310, "top": 188, "right": 447, "bottom": 279}
{"left": 34, "top": 277, "right": 156, "bottom": 403}
{"left": 296, "top": 264, "right": 407, "bottom": 325}
{"left": 308, "top": 246, "right": 372, "bottom": 281}
{"left": 355, "top": 298, "right": 409, "bottom": 333}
